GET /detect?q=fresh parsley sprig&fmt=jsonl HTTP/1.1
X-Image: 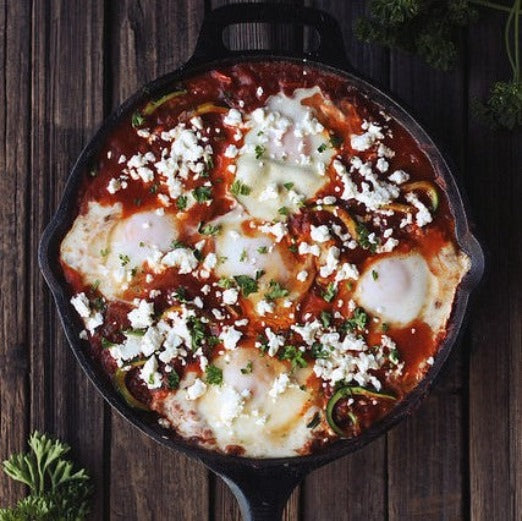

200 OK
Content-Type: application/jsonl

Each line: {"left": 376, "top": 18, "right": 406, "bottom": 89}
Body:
{"left": 0, "top": 432, "right": 92, "bottom": 521}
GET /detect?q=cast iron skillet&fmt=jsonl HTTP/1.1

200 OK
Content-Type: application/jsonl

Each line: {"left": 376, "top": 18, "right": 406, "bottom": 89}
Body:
{"left": 39, "top": 4, "right": 484, "bottom": 520}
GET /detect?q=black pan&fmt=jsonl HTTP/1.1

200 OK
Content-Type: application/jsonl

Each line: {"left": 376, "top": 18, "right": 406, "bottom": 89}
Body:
{"left": 38, "top": 4, "right": 485, "bottom": 520}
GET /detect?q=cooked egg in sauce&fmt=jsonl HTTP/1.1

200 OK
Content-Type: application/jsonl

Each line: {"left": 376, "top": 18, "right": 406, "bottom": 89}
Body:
{"left": 60, "top": 62, "right": 470, "bottom": 457}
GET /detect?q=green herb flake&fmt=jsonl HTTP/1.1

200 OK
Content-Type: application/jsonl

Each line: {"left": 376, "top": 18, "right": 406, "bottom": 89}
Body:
{"left": 187, "top": 316, "right": 206, "bottom": 350}
{"left": 320, "top": 311, "right": 333, "bottom": 328}
{"left": 343, "top": 307, "right": 369, "bottom": 332}
{"left": 257, "top": 246, "right": 268, "bottom": 254}
{"left": 317, "top": 142, "right": 328, "bottom": 153}
{"left": 279, "top": 345, "right": 307, "bottom": 369}
{"left": 283, "top": 182, "right": 294, "bottom": 190}
{"left": 241, "top": 361, "right": 253, "bottom": 375}
{"left": 230, "top": 179, "right": 252, "bottom": 196}
{"left": 322, "top": 283, "right": 337, "bottom": 303}
{"left": 100, "top": 248, "right": 110, "bottom": 257}
{"left": 265, "top": 280, "right": 289, "bottom": 301}
{"left": 174, "top": 286, "right": 188, "bottom": 303}
{"left": 167, "top": 370, "right": 180, "bottom": 390}
{"left": 176, "top": 195, "right": 188, "bottom": 211}
{"left": 132, "top": 111, "right": 145, "bottom": 128}
{"left": 356, "top": 222, "right": 378, "bottom": 252}
{"left": 217, "top": 277, "right": 234, "bottom": 289}
{"left": 330, "top": 135, "right": 343, "bottom": 148}
{"left": 381, "top": 322, "right": 389, "bottom": 332}
{"left": 306, "top": 412, "right": 321, "bottom": 429}
{"left": 255, "top": 144, "right": 265, "bottom": 159}
{"left": 205, "top": 365, "right": 223, "bottom": 385}
{"left": 119, "top": 253, "right": 130, "bottom": 267}
{"left": 233, "top": 275, "right": 259, "bottom": 296}
{"left": 311, "top": 341, "right": 330, "bottom": 359}
{"left": 101, "top": 337, "right": 115, "bottom": 349}
{"left": 199, "top": 223, "right": 221, "bottom": 236}
{"left": 372, "top": 269, "right": 379, "bottom": 280}
{"left": 149, "top": 183, "right": 159, "bottom": 194}
{"left": 193, "top": 186, "right": 212, "bottom": 203}
{"left": 278, "top": 206, "right": 289, "bottom": 216}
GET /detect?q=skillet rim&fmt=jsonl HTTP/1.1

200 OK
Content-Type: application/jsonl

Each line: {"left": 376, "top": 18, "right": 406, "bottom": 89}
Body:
{"left": 38, "top": 52, "right": 484, "bottom": 472}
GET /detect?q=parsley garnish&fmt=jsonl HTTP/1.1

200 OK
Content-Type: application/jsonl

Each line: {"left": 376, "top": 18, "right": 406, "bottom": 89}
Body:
{"left": 320, "top": 311, "right": 333, "bottom": 328}
{"left": 372, "top": 269, "right": 379, "bottom": 280}
{"left": 217, "top": 277, "right": 234, "bottom": 289}
{"left": 239, "top": 249, "right": 248, "bottom": 262}
{"left": 257, "top": 246, "right": 268, "bottom": 254}
{"left": 241, "top": 361, "right": 253, "bottom": 374}
{"left": 322, "top": 283, "right": 337, "bottom": 303}
{"left": 149, "top": 183, "right": 159, "bottom": 194}
{"left": 193, "top": 186, "right": 212, "bottom": 202}
{"left": 119, "top": 253, "right": 130, "bottom": 267}
{"left": 187, "top": 316, "right": 206, "bottom": 350}
{"left": 278, "top": 206, "right": 289, "bottom": 216}
{"left": 255, "top": 144, "right": 265, "bottom": 159}
{"left": 265, "top": 280, "right": 289, "bottom": 300}
{"left": 230, "top": 180, "right": 252, "bottom": 196}
{"left": 381, "top": 322, "right": 389, "bottom": 332}
{"left": 288, "top": 244, "right": 298, "bottom": 253}
{"left": 283, "top": 182, "right": 294, "bottom": 190}
{"left": 356, "top": 222, "right": 378, "bottom": 252}
{"left": 176, "top": 195, "right": 188, "bottom": 210}
{"left": 132, "top": 111, "right": 144, "bottom": 128}
{"left": 389, "top": 348, "right": 400, "bottom": 366}
{"left": 317, "top": 142, "right": 328, "bottom": 153}
{"left": 167, "top": 370, "right": 180, "bottom": 390}
{"left": 233, "top": 275, "right": 259, "bottom": 296}
{"left": 0, "top": 432, "right": 92, "bottom": 519}
{"left": 174, "top": 286, "right": 188, "bottom": 303}
{"left": 342, "top": 307, "right": 369, "bottom": 332}
{"left": 330, "top": 135, "right": 343, "bottom": 148}
{"left": 279, "top": 345, "right": 307, "bottom": 369}
{"left": 205, "top": 365, "right": 223, "bottom": 385}
{"left": 101, "top": 337, "right": 115, "bottom": 349}
{"left": 199, "top": 223, "right": 221, "bottom": 236}
{"left": 311, "top": 342, "right": 330, "bottom": 359}
{"left": 100, "top": 248, "right": 110, "bottom": 257}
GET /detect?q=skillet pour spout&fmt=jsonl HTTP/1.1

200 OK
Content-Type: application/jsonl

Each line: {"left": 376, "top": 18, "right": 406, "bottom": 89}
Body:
{"left": 38, "top": 3, "right": 484, "bottom": 521}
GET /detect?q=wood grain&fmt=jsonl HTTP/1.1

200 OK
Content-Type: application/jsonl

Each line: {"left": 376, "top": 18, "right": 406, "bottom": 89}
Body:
{"left": 29, "top": 1, "right": 108, "bottom": 519}
{"left": 107, "top": 2, "right": 209, "bottom": 520}
{"left": 0, "top": 0, "right": 31, "bottom": 507}
{"left": 0, "top": 1, "right": 519, "bottom": 520}
{"left": 467, "top": 9, "right": 522, "bottom": 521}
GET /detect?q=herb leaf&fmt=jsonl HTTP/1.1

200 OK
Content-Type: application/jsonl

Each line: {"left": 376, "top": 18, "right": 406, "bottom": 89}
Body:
{"left": 230, "top": 180, "right": 252, "bottom": 196}
{"left": 233, "top": 275, "right": 259, "bottom": 296}
{"left": 205, "top": 365, "right": 223, "bottom": 385}
{"left": 192, "top": 186, "right": 212, "bottom": 203}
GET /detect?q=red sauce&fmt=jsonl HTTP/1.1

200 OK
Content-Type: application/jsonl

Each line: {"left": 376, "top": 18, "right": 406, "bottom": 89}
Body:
{"left": 61, "top": 61, "right": 464, "bottom": 451}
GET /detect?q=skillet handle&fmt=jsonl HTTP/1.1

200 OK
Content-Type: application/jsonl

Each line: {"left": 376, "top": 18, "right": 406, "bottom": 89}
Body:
{"left": 190, "top": 2, "right": 350, "bottom": 69}
{"left": 213, "top": 465, "right": 306, "bottom": 521}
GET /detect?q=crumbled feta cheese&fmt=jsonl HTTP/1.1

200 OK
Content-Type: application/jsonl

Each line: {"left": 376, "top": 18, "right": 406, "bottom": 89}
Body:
{"left": 265, "top": 327, "right": 285, "bottom": 357}
{"left": 388, "top": 170, "right": 410, "bottom": 185}
{"left": 320, "top": 246, "right": 340, "bottom": 278}
{"left": 297, "top": 270, "right": 308, "bottom": 282}
{"left": 107, "top": 178, "right": 122, "bottom": 194}
{"left": 224, "top": 144, "right": 239, "bottom": 158}
{"left": 310, "top": 224, "right": 331, "bottom": 243}
{"left": 161, "top": 248, "right": 199, "bottom": 274}
{"left": 140, "top": 356, "right": 163, "bottom": 389}
{"left": 219, "top": 326, "right": 242, "bottom": 350}
{"left": 260, "top": 222, "right": 287, "bottom": 243}
{"left": 222, "top": 288, "right": 239, "bottom": 305}
{"left": 256, "top": 300, "right": 274, "bottom": 316}
{"left": 223, "top": 109, "right": 242, "bottom": 126}
{"left": 128, "top": 300, "right": 154, "bottom": 329}
{"left": 186, "top": 378, "right": 207, "bottom": 400}
{"left": 269, "top": 373, "right": 290, "bottom": 399}
{"left": 298, "top": 242, "right": 321, "bottom": 257}
{"left": 406, "top": 192, "right": 432, "bottom": 227}
{"left": 71, "top": 293, "right": 91, "bottom": 318}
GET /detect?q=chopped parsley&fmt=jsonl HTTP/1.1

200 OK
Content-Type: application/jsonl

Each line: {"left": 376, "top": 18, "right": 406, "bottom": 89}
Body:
{"left": 205, "top": 365, "right": 223, "bottom": 385}
{"left": 381, "top": 322, "right": 389, "bottom": 332}
{"left": 322, "top": 283, "right": 337, "bottom": 303}
{"left": 307, "top": 412, "right": 321, "bottom": 429}
{"left": 311, "top": 342, "right": 330, "bottom": 359}
{"left": 283, "top": 182, "right": 294, "bottom": 190}
{"left": 192, "top": 186, "right": 212, "bottom": 202}
{"left": 257, "top": 246, "right": 268, "bottom": 254}
{"left": 101, "top": 337, "right": 115, "bottom": 349}
{"left": 217, "top": 277, "right": 234, "bottom": 289}
{"left": 330, "top": 134, "right": 343, "bottom": 148}
{"left": 119, "top": 253, "right": 130, "bottom": 267}
{"left": 265, "top": 280, "right": 289, "bottom": 301}
{"left": 342, "top": 307, "right": 369, "bottom": 332}
{"left": 131, "top": 111, "right": 144, "bottom": 128}
{"left": 317, "top": 142, "right": 328, "bottom": 153}
{"left": 320, "top": 311, "right": 333, "bottom": 328}
{"left": 149, "top": 183, "right": 159, "bottom": 194}
{"left": 199, "top": 223, "right": 221, "bottom": 236}
{"left": 389, "top": 348, "right": 400, "bottom": 366}
{"left": 239, "top": 249, "right": 248, "bottom": 262}
{"left": 176, "top": 195, "right": 188, "bottom": 210}
{"left": 170, "top": 240, "right": 186, "bottom": 249}
{"left": 91, "top": 280, "right": 101, "bottom": 291}
{"left": 241, "top": 361, "right": 253, "bottom": 375}
{"left": 278, "top": 206, "right": 289, "bottom": 216}
{"left": 230, "top": 180, "right": 252, "bottom": 196}
{"left": 174, "top": 286, "right": 188, "bottom": 303}
{"left": 372, "top": 269, "right": 379, "bottom": 280}
{"left": 255, "top": 144, "right": 265, "bottom": 159}
{"left": 167, "top": 370, "right": 180, "bottom": 390}
{"left": 356, "top": 222, "right": 378, "bottom": 252}
{"left": 100, "top": 248, "right": 110, "bottom": 257}
{"left": 187, "top": 316, "right": 206, "bottom": 350}
{"left": 288, "top": 244, "right": 298, "bottom": 253}
{"left": 233, "top": 275, "right": 259, "bottom": 296}
{"left": 279, "top": 345, "right": 307, "bottom": 369}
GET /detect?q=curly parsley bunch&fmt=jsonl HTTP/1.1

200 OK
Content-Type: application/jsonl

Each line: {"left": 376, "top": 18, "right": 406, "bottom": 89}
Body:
{"left": 0, "top": 432, "right": 92, "bottom": 521}
{"left": 356, "top": 0, "right": 522, "bottom": 131}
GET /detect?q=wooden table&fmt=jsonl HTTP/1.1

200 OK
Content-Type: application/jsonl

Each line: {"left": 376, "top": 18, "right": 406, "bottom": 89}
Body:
{"left": 1, "top": 1, "right": 520, "bottom": 519}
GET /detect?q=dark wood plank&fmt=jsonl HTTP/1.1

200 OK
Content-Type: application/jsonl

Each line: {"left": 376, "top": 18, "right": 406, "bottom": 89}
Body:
{"left": 386, "top": 37, "right": 468, "bottom": 521}
{"left": 29, "top": 1, "right": 108, "bottom": 519}
{"left": 467, "top": 9, "right": 522, "bottom": 521}
{"left": 0, "top": 0, "right": 31, "bottom": 506}
{"left": 301, "top": 3, "right": 388, "bottom": 520}
{"left": 107, "top": 2, "right": 210, "bottom": 520}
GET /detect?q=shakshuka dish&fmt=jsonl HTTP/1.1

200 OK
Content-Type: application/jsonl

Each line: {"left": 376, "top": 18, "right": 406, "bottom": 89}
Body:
{"left": 60, "top": 61, "right": 470, "bottom": 457}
